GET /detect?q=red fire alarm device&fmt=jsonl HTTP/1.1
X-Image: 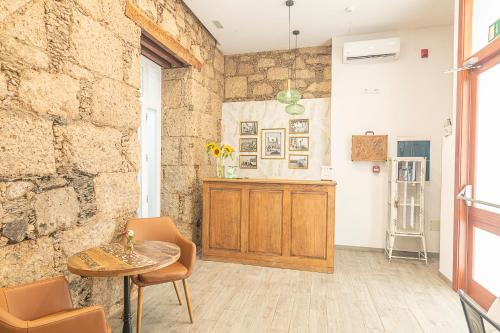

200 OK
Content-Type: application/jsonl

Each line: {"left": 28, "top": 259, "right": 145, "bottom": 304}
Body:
{"left": 372, "top": 165, "right": 380, "bottom": 173}
{"left": 421, "top": 48, "right": 429, "bottom": 58}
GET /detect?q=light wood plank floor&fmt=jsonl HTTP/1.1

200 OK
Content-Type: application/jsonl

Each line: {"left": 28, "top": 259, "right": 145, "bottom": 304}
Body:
{"left": 110, "top": 249, "right": 467, "bottom": 333}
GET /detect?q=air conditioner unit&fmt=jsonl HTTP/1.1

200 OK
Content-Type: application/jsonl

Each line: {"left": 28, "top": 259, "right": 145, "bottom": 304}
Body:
{"left": 343, "top": 37, "right": 400, "bottom": 64}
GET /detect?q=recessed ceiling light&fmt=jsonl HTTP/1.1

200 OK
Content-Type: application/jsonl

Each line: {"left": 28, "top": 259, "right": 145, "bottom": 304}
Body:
{"left": 212, "top": 20, "right": 224, "bottom": 29}
{"left": 344, "top": 6, "right": 356, "bottom": 13}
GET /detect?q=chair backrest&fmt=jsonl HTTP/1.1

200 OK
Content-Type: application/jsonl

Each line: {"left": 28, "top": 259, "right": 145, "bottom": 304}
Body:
{"left": 126, "top": 217, "right": 180, "bottom": 244}
{"left": 0, "top": 277, "right": 73, "bottom": 321}
{"left": 459, "top": 290, "right": 500, "bottom": 333}
{"left": 0, "top": 309, "right": 27, "bottom": 333}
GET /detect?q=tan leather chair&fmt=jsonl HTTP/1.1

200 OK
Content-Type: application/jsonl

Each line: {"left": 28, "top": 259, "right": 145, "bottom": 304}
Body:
{"left": 0, "top": 276, "right": 111, "bottom": 333}
{"left": 126, "top": 217, "right": 196, "bottom": 332}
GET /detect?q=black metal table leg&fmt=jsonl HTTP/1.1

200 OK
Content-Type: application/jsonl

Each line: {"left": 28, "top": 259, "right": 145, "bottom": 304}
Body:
{"left": 123, "top": 276, "right": 132, "bottom": 333}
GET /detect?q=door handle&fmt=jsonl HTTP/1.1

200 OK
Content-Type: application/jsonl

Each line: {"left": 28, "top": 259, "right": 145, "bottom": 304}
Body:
{"left": 457, "top": 185, "right": 500, "bottom": 209}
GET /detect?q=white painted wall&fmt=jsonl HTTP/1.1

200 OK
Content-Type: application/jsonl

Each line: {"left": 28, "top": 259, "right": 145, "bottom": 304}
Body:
{"left": 439, "top": 0, "right": 460, "bottom": 281}
{"left": 331, "top": 26, "right": 454, "bottom": 253}
{"left": 222, "top": 98, "right": 331, "bottom": 180}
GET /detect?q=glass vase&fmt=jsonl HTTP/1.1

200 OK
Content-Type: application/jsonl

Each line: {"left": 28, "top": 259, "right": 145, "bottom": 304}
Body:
{"left": 216, "top": 159, "right": 225, "bottom": 178}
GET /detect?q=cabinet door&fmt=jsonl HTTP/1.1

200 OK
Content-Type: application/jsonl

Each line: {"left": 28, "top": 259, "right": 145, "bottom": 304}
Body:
{"left": 290, "top": 192, "right": 328, "bottom": 259}
{"left": 248, "top": 190, "right": 283, "bottom": 255}
{"left": 209, "top": 188, "right": 241, "bottom": 251}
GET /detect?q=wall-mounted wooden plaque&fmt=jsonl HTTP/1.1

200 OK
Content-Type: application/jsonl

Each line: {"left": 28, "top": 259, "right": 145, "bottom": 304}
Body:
{"left": 351, "top": 133, "right": 388, "bottom": 161}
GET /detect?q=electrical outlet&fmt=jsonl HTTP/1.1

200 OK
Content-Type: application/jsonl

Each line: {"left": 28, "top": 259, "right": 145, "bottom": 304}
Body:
{"left": 431, "top": 220, "right": 440, "bottom": 231}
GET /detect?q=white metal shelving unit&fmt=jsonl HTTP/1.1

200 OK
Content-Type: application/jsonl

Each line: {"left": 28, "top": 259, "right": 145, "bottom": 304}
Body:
{"left": 386, "top": 157, "right": 427, "bottom": 263}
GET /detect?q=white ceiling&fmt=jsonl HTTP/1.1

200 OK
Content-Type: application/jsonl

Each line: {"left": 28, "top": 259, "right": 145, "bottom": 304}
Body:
{"left": 184, "top": 0, "right": 454, "bottom": 55}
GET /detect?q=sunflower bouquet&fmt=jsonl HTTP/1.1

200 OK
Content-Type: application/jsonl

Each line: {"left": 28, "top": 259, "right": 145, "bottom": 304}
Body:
{"left": 205, "top": 142, "right": 235, "bottom": 178}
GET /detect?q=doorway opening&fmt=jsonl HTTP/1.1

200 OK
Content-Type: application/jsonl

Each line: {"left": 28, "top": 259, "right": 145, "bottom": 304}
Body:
{"left": 138, "top": 32, "right": 189, "bottom": 218}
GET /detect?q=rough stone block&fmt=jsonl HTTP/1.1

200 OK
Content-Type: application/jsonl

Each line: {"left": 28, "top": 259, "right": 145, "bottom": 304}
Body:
{"left": 0, "top": 0, "right": 32, "bottom": 22}
{"left": 160, "top": 8, "right": 180, "bottom": 39}
{"left": 5, "top": 181, "right": 34, "bottom": 200}
{"left": 191, "top": 81, "right": 210, "bottom": 114}
{"left": 160, "top": 192, "right": 180, "bottom": 220}
{"left": 225, "top": 76, "right": 247, "bottom": 99}
{"left": 34, "top": 187, "right": 79, "bottom": 236}
{"left": 252, "top": 82, "right": 273, "bottom": 96}
{"left": 179, "top": 137, "right": 210, "bottom": 166}
{"left": 123, "top": 45, "right": 141, "bottom": 89}
{"left": 267, "top": 67, "right": 289, "bottom": 80}
{"left": 71, "top": 11, "right": 123, "bottom": 80}
{"left": 60, "top": 216, "right": 115, "bottom": 257}
{"left": 295, "top": 69, "right": 315, "bottom": 79}
{"left": 62, "top": 123, "right": 124, "bottom": 174}
{"left": 238, "top": 63, "right": 254, "bottom": 75}
{"left": 224, "top": 57, "right": 237, "bottom": 76}
{"left": 19, "top": 70, "right": 80, "bottom": 119}
{"left": 248, "top": 73, "right": 265, "bottom": 82}
{"left": 161, "top": 137, "right": 181, "bottom": 166}
{"left": 1, "top": 0, "right": 47, "bottom": 49}
{"left": 257, "top": 58, "right": 275, "bottom": 68}
{"left": 305, "top": 55, "right": 331, "bottom": 65}
{"left": 2, "top": 219, "right": 29, "bottom": 243}
{"left": 0, "top": 110, "right": 56, "bottom": 177}
{"left": 134, "top": 0, "right": 158, "bottom": 21}
{"left": 0, "top": 38, "right": 50, "bottom": 69}
{"left": 323, "top": 66, "right": 332, "bottom": 80}
{"left": 124, "top": 132, "right": 139, "bottom": 171}
{"left": 162, "top": 166, "right": 198, "bottom": 195}
{"left": 0, "top": 72, "right": 8, "bottom": 100}
{"left": 163, "top": 107, "right": 197, "bottom": 137}
{"left": 163, "top": 79, "right": 189, "bottom": 109}
{"left": 94, "top": 173, "right": 139, "bottom": 218}
{"left": 214, "top": 50, "right": 224, "bottom": 73}
{"left": 91, "top": 77, "right": 140, "bottom": 130}
{"left": 0, "top": 237, "right": 55, "bottom": 287}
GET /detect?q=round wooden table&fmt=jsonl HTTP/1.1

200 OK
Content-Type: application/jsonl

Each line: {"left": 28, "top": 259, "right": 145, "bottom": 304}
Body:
{"left": 67, "top": 240, "right": 180, "bottom": 333}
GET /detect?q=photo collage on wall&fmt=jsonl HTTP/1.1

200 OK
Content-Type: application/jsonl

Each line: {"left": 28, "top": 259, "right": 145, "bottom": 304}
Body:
{"left": 239, "top": 121, "right": 258, "bottom": 169}
{"left": 288, "top": 119, "right": 309, "bottom": 169}
{"left": 238, "top": 119, "right": 310, "bottom": 170}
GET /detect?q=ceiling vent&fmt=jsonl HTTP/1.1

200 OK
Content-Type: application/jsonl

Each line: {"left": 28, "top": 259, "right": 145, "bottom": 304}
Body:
{"left": 343, "top": 37, "right": 400, "bottom": 64}
{"left": 212, "top": 20, "right": 224, "bottom": 29}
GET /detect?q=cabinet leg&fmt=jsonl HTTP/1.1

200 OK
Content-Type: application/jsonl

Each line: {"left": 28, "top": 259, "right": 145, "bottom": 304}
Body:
{"left": 420, "top": 236, "right": 428, "bottom": 264}
{"left": 388, "top": 234, "right": 395, "bottom": 262}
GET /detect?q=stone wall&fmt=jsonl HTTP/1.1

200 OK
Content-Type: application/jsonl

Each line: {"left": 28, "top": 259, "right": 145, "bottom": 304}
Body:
{"left": 224, "top": 45, "right": 331, "bottom": 102}
{"left": 0, "top": 0, "right": 222, "bottom": 314}
{"left": 158, "top": 7, "right": 223, "bottom": 244}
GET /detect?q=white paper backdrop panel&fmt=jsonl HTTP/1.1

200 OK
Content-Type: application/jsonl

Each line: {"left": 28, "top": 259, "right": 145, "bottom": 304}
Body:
{"left": 222, "top": 98, "right": 331, "bottom": 180}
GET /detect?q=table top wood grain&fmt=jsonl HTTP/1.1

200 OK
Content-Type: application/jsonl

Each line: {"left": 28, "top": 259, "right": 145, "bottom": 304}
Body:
{"left": 67, "top": 240, "right": 180, "bottom": 277}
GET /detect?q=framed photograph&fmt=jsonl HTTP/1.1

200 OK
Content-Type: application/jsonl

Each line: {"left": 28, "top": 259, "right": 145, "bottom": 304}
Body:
{"left": 289, "top": 154, "right": 309, "bottom": 169}
{"left": 239, "top": 155, "right": 258, "bottom": 169}
{"left": 261, "top": 128, "right": 286, "bottom": 159}
{"left": 239, "top": 138, "right": 258, "bottom": 152}
{"left": 289, "top": 119, "right": 309, "bottom": 134}
{"left": 240, "top": 121, "right": 258, "bottom": 136}
{"left": 289, "top": 137, "right": 309, "bottom": 152}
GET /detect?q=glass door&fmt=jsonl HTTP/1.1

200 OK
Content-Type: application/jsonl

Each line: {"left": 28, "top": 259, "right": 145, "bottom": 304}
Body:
{"left": 466, "top": 60, "right": 500, "bottom": 309}
{"left": 455, "top": 0, "right": 500, "bottom": 310}
{"left": 138, "top": 55, "right": 162, "bottom": 218}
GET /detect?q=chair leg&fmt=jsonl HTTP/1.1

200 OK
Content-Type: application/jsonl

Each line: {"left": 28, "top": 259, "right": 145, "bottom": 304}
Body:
{"left": 172, "top": 281, "right": 183, "bottom": 305}
{"left": 182, "top": 279, "right": 194, "bottom": 323}
{"left": 137, "top": 286, "right": 143, "bottom": 333}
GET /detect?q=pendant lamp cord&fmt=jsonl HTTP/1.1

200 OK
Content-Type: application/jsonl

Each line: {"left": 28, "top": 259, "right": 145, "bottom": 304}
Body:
{"left": 294, "top": 33, "right": 298, "bottom": 87}
{"left": 288, "top": 3, "right": 291, "bottom": 81}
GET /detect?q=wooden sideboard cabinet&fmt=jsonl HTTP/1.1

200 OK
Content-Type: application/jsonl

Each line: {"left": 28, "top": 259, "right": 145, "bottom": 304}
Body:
{"left": 202, "top": 178, "right": 336, "bottom": 273}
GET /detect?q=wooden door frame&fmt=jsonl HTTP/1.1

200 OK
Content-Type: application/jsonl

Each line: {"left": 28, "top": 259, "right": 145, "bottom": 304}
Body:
{"left": 453, "top": 0, "right": 500, "bottom": 297}
{"left": 453, "top": 0, "right": 472, "bottom": 293}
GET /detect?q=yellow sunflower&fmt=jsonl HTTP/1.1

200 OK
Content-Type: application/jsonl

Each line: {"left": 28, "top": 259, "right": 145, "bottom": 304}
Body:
{"left": 212, "top": 146, "right": 222, "bottom": 157}
{"left": 205, "top": 142, "right": 218, "bottom": 153}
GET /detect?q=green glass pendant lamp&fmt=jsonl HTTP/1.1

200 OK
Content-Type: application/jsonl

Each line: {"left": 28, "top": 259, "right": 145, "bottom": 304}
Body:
{"left": 276, "top": 1, "right": 305, "bottom": 115}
